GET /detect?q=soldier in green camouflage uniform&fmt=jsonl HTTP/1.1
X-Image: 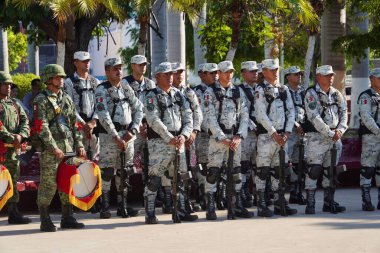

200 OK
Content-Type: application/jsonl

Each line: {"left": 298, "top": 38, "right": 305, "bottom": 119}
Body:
{"left": 33, "top": 64, "right": 86, "bottom": 232}
{"left": 0, "top": 71, "right": 31, "bottom": 224}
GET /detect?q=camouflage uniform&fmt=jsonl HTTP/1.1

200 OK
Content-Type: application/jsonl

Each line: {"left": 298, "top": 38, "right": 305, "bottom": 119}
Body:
{"left": 64, "top": 51, "right": 100, "bottom": 161}
{"left": 358, "top": 68, "right": 380, "bottom": 211}
{"left": 0, "top": 71, "right": 30, "bottom": 224}
{"left": 303, "top": 65, "right": 348, "bottom": 214}
{"left": 143, "top": 62, "right": 193, "bottom": 224}
{"left": 255, "top": 59, "right": 296, "bottom": 217}
{"left": 34, "top": 64, "right": 85, "bottom": 231}
{"left": 204, "top": 61, "right": 250, "bottom": 220}
{"left": 94, "top": 57, "right": 143, "bottom": 218}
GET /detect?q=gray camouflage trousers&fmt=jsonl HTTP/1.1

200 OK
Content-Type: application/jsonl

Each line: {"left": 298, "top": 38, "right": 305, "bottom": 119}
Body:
{"left": 98, "top": 131, "right": 134, "bottom": 191}
{"left": 205, "top": 135, "right": 242, "bottom": 193}
{"left": 195, "top": 132, "right": 209, "bottom": 186}
{"left": 241, "top": 131, "right": 257, "bottom": 184}
{"left": 287, "top": 128, "right": 306, "bottom": 183}
{"left": 255, "top": 133, "right": 289, "bottom": 191}
{"left": 360, "top": 134, "right": 380, "bottom": 186}
{"left": 304, "top": 132, "right": 342, "bottom": 190}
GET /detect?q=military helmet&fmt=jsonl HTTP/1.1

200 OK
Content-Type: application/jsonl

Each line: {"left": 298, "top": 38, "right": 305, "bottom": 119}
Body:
{"left": 0, "top": 71, "right": 14, "bottom": 84}
{"left": 41, "top": 64, "right": 66, "bottom": 83}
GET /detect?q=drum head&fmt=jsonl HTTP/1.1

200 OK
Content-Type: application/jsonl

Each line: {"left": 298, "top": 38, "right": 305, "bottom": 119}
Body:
{"left": 0, "top": 177, "right": 9, "bottom": 200}
{"left": 72, "top": 162, "right": 98, "bottom": 198}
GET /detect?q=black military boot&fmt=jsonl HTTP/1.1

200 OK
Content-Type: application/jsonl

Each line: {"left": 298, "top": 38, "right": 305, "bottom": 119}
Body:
{"left": 205, "top": 192, "right": 217, "bottom": 220}
{"left": 289, "top": 182, "right": 307, "bottom": 205}
{"left": 264, "top": 180, "right": 273, "bottom": 206}
{"left": 116, "top": 191, "right": 139, "bottom": 218}
{"left": 241, "top": 181, "right": 253, "bottom": 208}
{"left": 377, "top": 187, "right": 380, "bottom": 210}
{"left": 257, "top": 190, "right": 273, "bottom": 217}
{"left": 305, "top": 189, "right": 316, "bottom": 214}
{"left": 90, "top": 196, "right": 102, "bottom": 214}
{"left": 235, "top": 191, "right": 254, "bottom": 218}
{"left": 274, "top": 193, "right": 297, "bottom": 216}
{"left": 7, "top": 202, "right": 31, "bottom": 224}
{"left": 39, "top": 206, "right": 56, "bottom": 232}
{"left": 162, "top": 186, "right": 173, "bottom": 214}
{"left": 144, "top": 195, "right": 158, "bottom": 224}
{"left": 60, "top": 205, "right": 85, "bottom": 229}
{"left": 197, "top": 184, "right": 206, "bottom": 211}
{"left": 178, "top": 193, "right": 198, "bottom": 222}
{"left": 100, "top": 190, "right": 111, "bottom": 219}
{"left": 216, "top": 180, "right": 226, "bottom": 210}
{"left": 155, "top": 186, "right": 164, "bottom": 207}
{"left": 361, "top": 185, "right": 375, "bottom": 211}
{"left": 322, "top": 188, "right": 346, "bottom": 213}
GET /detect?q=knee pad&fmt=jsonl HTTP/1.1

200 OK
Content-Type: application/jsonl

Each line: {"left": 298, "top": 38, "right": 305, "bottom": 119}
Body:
{"left": 240, "top": 161, "right": 251, "bottom": 174}
{"left": 232, "top": 166, "right": 242, "bottom": 184}
{"left": 147, "top": 176, "right": 161, "bottom": 192}
{"left": 101, "top": 167, "right": 114, "bottom": 182}
{"left": 256, "top": 166, "right": 271, "bottom": 181}
{"left": 206, "top": 167, "right": 220, "bottom": 184}
{"left": 360, "top": 166, "right": 375, "bottom": 179}
{"left": 307, "top": 164, "right": 323, "bottom": 180}
{"left": 200, "top": 163, "right": 208, "bottom": 176}
{"left": 375, "top": 167, "right": 380, "bottom": 176}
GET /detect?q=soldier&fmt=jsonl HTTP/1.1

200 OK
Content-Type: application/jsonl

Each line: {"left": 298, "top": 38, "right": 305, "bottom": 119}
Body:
{"left": 0, "top": 71, "right": 30, "bottom": 224}
{"left": 33, "top": 64, "right": 86, "bottom": 232}
{"left": 357, "top": 68, "right": 380, "bottom": 211}
{"left": 193, "top": 63, "right": 218, "bottom": 210}
{"left": 172, "top": 62, "right": 203, "bottom": 213}
{"left": 64, "top": 51, "right": 100, "bottom": 162}
{"left": 120, "top": 55, "right": 155, "bottom": 216}
{"left": 303, "top": 65, "right": 348, "bottom": 214}
{"left": 284, "top": 66, "right": 307, "bottom": 205}
{"left": 203, "top": 60, "right": 253, "bottom": 220}
{"left": 239, "top": 61, "right": 259, "bottom": 208}
{"left": 94, "top": 57, "right": 143, "bottom": 219}
{"left": 254, "top": 59, "right": 297, "bottom": 217}
{"left": 143, "top": 62, "right": 196, "bottom": 224}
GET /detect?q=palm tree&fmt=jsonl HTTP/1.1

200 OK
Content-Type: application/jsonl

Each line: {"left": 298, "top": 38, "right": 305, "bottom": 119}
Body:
{"left": 192, "top": 3, "right": 207, "bottom": 68}
{"left": 27, "top": 22, "right": 39, "bottom": 75}
{"left": 0, "top": 26, "right": 9, "bottom": 72}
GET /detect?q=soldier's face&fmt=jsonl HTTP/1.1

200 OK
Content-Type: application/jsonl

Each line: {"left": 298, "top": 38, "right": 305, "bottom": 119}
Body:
{"left": 218, "top": 70, "right": 234, "bottom": 84}
{"left": 51, "top": 76, "right": 64, "bottom": 89}
{"left": 242, "top": 69, "right": 258, "bottom": 84}
{"left": 262, "top": 68, "right": 278, "bottom": 84}
{"left": 316, "top": 74, "right": 334, "bottom": 87}
{"left": 0, "top": 83, "right": 11, "bottom": 97}
{"left": 286, "top": 72, "right": 302, "bottom": 86}
{"left": 74, "top": 59, "right": 90, "bottom": 72}
{"left": 204, "top": 71, "right": 217, "bottom": 85}
{"left": 156, "top": 72, "right": 173, "bottom": 86}
{"left": 173, "top": 70, "right": 185, "bottom": 86}
{"left": 131, "top": 63, "right": 147, "bottom": 76}
{"left": 370, "top": 76, "right": 380, "bottom": 92}
{"left": 106, "top": 65, "right": 123, "bottom": 83}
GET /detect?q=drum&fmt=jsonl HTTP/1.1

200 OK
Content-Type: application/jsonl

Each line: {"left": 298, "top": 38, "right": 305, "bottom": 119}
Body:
{"left": 0, "top": 164, "right": 13, "bottom": 210}
{"left": 57, "top": 157, "right": 102, "bottom": 211}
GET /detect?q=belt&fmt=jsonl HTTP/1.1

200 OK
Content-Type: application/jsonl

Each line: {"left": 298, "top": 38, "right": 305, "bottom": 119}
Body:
{"left": 147, "top": 127, "right": 180, "bottom": 139}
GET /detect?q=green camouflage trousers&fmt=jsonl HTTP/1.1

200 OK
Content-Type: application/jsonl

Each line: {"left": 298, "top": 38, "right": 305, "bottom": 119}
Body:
{"left": 3, "top": 149, "right": 20, "bottom": 203}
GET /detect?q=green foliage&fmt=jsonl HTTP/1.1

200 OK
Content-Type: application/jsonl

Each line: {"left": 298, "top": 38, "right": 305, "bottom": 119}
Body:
{"left": 11, "top": 73, "right": 41, "bottom": 99}
{"left": 118, "top": 26, "right": 139, "bottom": 74}
{"left": 7, "top": 29, "right": 27, "bottom": 72}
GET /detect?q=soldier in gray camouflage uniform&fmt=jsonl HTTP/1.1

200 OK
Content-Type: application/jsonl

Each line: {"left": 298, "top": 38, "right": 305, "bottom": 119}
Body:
{"left": 172, "top": 62, "right": 203, "bottom": 214}
{"left": 203, "top": 60, "right": 253, "bottom": 220}
{"left": 304, "top": 65, "right": 348, "bottom": 214}
{"left": 284, "top": 66, "right": 307, "bottom": 205}
{"left": 255, "top": 59, "right": 297, "bottom": 217}
{"left": 34, "top": 64, "right": 86, "bottom": 232}
{"left": 120, "top": 55, "right": 156, "bottom": 216}
{"left": 358, "top": 68, "right": 380, "bottom": 211}
{"left": 64, "top": 51, "right": 100, "bottom": 162}
{"left": 239, "top": 61, "right": 259, "bottom": 208}
{"left": 143, "top": 62, "right": 196, "bottom": 224}
{"left": 193, "top": 63, "right": 218, "bottom": 210}
{"left": 0, "top": 72, "right": 31, "bottom": 225}
{"left": 94, "top": 57, "right": 143, "bottom": 219}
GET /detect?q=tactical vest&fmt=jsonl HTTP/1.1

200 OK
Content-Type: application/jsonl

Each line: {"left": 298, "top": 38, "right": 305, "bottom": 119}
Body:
{"left": 123, "top": 75, "right": 153, "bottom": 96}
{"left": 146, "top": 88, "right": 185, "bottom": 139}
{"left": 193, "top": 84, "right": 207, "bottom": 94}
{"left": 303, "top": 85, "right": 340, "bottom": 133}
{"left": 255, "top": 83, "right": 288, "bottom": 135}
{"left": 68, "top": 74, "right": 97, "bottom": 122}
{"left": 289, "top": 88, "right": 306, "bottom": 127}
{"left": 357, "top": 89, "right": 380, "bottom": 136}
{"left": 239, "top": 84, "right": 256, "bottom": 121}
{"left": 30, "top": 90, "right": 71, "bottom": 151}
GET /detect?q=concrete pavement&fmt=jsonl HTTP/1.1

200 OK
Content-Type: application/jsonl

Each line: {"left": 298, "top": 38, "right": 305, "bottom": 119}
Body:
{"left": 1, "top": 188, "right": 380, "bottom": 253}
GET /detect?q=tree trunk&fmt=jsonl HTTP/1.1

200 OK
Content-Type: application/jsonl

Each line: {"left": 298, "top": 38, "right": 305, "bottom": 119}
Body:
{"left": 0, "top": 26, "right": 9, "bottom": 72}
{"left": 225, "top": 10, "right": 243, "bottom": 61}
{"left": 193, "top": 3, "right": 207, "bottom": 69}
{"left": 321, "top": 0, "right": 346, "bottom": 93}
{"left": 350, "top": 12, "right": 369, "bottom": 128}
{"left": 138, "top": 15, "right": 150, "bottom": 56}
{"left": 56, "top": 24, "right": 66, "bottom": 67}
{"left": 27, "top": 23, "right": 39, "bottom": 75}
{"left": 150, "top": 0, "right": 168, "bottom": 77}
{"left": 167, "top": 10, "right": 185, "bottom": 67}
{"left": 303, "top": 34, "right": 317, "bottom": 88}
